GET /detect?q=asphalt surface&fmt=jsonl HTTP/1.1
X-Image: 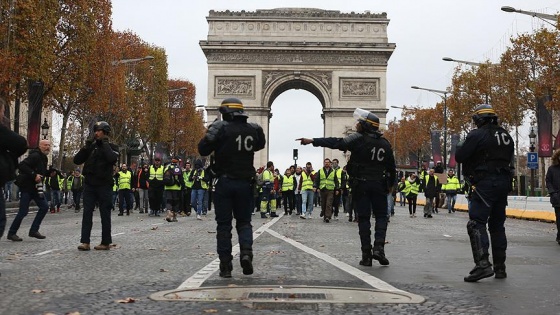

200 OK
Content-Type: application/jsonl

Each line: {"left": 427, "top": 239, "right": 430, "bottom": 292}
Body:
{"left": 1, "top": 203, "right": 559, "bottom": 315}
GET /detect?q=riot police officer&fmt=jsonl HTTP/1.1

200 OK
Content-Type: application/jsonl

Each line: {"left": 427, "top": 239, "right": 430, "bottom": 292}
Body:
{"left": 198, "top": 97, "right": 266, "bottom": 278}
{"left": 297, "top": 108, "right": 396, "bottom": 266}
{"left": 456, "top": 104, "right": 514, "bottom": 282}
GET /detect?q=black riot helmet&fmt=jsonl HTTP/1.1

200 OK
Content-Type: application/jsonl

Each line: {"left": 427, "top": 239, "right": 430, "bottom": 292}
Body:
{"left": 472, "top": 104, "right": 497, "bottom": 127}
{"left": 219, "top": 97, "right": 247, "bottom": 121}
{"left": 353, "top": 108, "right": 380, "bottom": 132}
{"left": 93, "top": 121, "right": 111, "bottom": 135}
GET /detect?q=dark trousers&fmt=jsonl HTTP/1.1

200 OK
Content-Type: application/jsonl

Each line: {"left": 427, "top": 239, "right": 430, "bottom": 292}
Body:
{"left": 0, "top": 197, "right": 5, "bottom": 238}
{"left": 353, "top": 180, "right": 388, "bottom": 248}
{"left": 81, "top": 183, "right": 112, "bottom": 245}
{"left": 282, "top": 190, "right": 294, "bottom": 213}
{"left": 332, "top": 193, "right": 341, "bottom": 217}
{"left": 9, "top": 190, "right": 49, "bottom": 235}
{"left": 214, "top": 177, "right": 253, "bottom": 262}
{"left": 407, "top": 195, "right": 417, "bottom": 214}
{"left": 148, "top": 186, "right": 164, "bottom": 212}
{"left": 294, "top": 193, "right": 302, "bottom": 214}
{"left": 468, "top": 175, "right": 510, "bottom": 257}
{"left": 555, "top": 207, "right": 560, "bottom": 240}
{"left": 319, "top": 189, "right": 334, "bottom": 220}
{"left": 72, "top": 189, "right": 82, "bottom": 209}
{"left": 118, "top": 189, "right": 133, "bottom": 214}
{"left": 183, "top": 188, "right": 192, "bottom": 213}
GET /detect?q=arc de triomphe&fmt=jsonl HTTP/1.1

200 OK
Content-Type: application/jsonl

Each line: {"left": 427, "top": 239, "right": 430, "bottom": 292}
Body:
{"left": 200, "top": 8, "right": 395, "bottom": 167}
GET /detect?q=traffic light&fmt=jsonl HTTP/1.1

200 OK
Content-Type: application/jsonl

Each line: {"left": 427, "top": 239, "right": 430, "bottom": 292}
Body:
{"left": 293, "top": 149, "right": 298, "bottom": 160}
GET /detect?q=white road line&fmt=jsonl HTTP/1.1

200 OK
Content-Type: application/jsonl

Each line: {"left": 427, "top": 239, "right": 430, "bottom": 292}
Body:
{"left": 177, "top": 213, "right": 284, "bottom": 289}
{"left": 112, "top": 232, "right": 125, "bottom": 236}
{"left": 266, "top": 228, "right": 408, "bottom": 294}
{"left": 35, "top": 249, "right": 59, "bottom": 256}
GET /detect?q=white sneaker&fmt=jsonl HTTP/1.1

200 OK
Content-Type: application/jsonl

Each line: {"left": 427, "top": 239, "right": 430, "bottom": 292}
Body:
{"left": 345, "top": 213, "right": 349, "bottom": 217}
{"left": 300, "top": 214, "right": 306, "bottom": 219}
{"left": 306, "top": 213, "right": 312, "bottom": 219}
{"left": 334, "top": 216, "right": 338, "bottom": 220}
{"left": 196, "top": 215, "right": 202, "bottom": 220}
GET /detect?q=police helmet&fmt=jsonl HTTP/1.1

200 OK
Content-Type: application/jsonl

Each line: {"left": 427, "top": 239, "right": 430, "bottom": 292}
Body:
{"left": 219, "top": 98, "right": 245, "bottom": 115}
{"left": 93, "top": 121, "right": 111, "bottom": 135}
{"left": 353, "top": 108, "right": 380, "bottom": 132}
{"left": 472, "top": 104, "right": 497, "bottom": 127}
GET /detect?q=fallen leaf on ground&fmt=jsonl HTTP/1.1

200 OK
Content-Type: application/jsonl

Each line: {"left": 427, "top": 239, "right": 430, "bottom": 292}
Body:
{"left": 203, "top": 309, "right": 218, "bottom": 313}
{"left": 151, "top": 226, "right": 158, "bottom": 230}
{"left": 31, "top": 289, "right": 45, "bottom": 293}
{"left": 116, "top": 297, "right": 136, "bottom": 303}
{"left": 65, "top": 312, "right": 81, "bottom": 315}
{"left": 160, "top": 269, "right": 168, "bottom": 272}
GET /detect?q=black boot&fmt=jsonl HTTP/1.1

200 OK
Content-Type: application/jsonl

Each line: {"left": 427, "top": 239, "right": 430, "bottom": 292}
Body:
{"left": 464, "top": 220, "right": 494, "bottom": 282}
{"left": 270, "top": 212, "right": 278, "bottom": 217}
{"left": 464, "top": 257, "right": 494, "bottom": 282}
{"left": 219, "top": 261, "right": 233, "bottom": 278}
{"left": 493, "top": 252, "right": 507, "bottom": 279}
{"left": 372, "top": 242, "right": 390, "bottom": 266}
{"left": 359, "top": 246, "right": 372, "bottom": 266}
{"left": 240, "top": 246, "right": 254, "bottom": 275}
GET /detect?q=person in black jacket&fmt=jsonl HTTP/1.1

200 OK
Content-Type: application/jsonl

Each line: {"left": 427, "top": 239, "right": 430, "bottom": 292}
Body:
{"left": 545, "top": 149, "right": 560, "bottom": 246}
{"left": 198, "top": 97, "right": 266, "bottom": 278}
{"left": 298, "top": 108, "right": 396, "bottom": 267}
{"left": 74, "top": 121, "right": 119, "bottom": 251}
{"left": 456, "top": 104, "right": 514, "bottom": 282}
{"left": 7, "top": 139, "right": 50, "bottom": 241}
{"left": 0, "top": 97, "right": 28, "bottom": 239}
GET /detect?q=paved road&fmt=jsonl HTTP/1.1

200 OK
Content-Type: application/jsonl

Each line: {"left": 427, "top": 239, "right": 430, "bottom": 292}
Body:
{"left": 1, "top": 204, "right": 559, "bottom": 315}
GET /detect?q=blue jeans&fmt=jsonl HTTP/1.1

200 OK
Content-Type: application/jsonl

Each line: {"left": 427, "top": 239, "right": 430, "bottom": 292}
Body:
{"left": 50, "top": 190, "right": 61, "bottom": 208}
{"left": 8, "top": 190, "right": 49, "bottom": 235}
{"left": 301, "top": 190, "right": 314, "bottom": 215}
{"left": 387, "top": 193, "right": 394, "bottom": 217}
{"left": 446, "top": 194, "right": 457, "bottom": 212}
{"left": 191, "top": 189, "right": 205, "bottom": 215}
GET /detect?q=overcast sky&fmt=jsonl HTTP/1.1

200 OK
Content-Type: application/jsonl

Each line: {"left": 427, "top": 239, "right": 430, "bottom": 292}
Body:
{"left": 109, "top": 0, "right": 559, "bottom": 169}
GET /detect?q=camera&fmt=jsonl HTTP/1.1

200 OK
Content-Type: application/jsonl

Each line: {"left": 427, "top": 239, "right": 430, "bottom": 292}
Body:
{"left": 36, "top": 182, "right": 45, "bottom": 198}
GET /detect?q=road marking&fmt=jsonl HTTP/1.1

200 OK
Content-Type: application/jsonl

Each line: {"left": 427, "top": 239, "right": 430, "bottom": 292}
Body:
{"left": 35, "top": 249, "right": 59, "bottom": 256}
{"left": 177, "top": 213, "right": 284, "bottom": 289}
{"left": 112, "top": 232, "right": 125, "bottom": 236}
{"left": 265, "top": 229, "right": 407, "bottom": 294}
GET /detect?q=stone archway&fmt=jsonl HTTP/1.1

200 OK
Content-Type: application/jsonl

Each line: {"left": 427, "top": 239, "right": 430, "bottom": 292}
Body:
{"left": 200, "top": 8, "right": 395, "bottom": 167}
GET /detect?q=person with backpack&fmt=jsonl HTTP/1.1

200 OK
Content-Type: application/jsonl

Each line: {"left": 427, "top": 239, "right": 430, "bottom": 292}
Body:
{"left": 163, "top": 157, "right": 185, "bottom": 222}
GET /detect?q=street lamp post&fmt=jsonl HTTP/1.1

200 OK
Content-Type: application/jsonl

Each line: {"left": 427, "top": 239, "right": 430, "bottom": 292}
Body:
{"left": 111, "top": 55, "right": 155, "bottom": 66}
{"left": 528, "top": 126, "right": 537, "bottom": 196}
{"left": 411, "top": 86, "right": 450, "bottom": 170}
{"left": 41, "top": 118, "right": 49, "bottom": 140}
{"left": 501, "top": 6, "right": 559, "bottom": 28}
{"left": 442, "top": 57, "right": 490, "bottom": 104}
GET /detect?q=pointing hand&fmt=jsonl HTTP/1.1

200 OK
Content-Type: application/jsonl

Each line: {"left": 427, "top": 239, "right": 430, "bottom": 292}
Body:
{"left": 296, "top": 138, "right": 313, "bottom": 145}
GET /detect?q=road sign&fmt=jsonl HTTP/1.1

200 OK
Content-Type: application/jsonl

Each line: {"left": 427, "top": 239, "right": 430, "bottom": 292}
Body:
{"left": 527, "top": 152, "right": 538, "bottom": 170}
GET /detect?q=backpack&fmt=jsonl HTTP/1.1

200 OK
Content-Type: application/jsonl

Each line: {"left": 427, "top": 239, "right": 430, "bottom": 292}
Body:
{"left": 163, "top": 168, "right": 175, "bottom": 186}
{"left": 256, "top": 172, "right": 265, "bottom": 187}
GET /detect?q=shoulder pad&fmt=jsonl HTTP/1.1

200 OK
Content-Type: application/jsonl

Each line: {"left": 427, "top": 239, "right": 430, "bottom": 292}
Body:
{"left": 343, "top": 132, "right": 362, "bottom": 145}
{"left": 206, "top": 120, "right": 228, "bottom": 142}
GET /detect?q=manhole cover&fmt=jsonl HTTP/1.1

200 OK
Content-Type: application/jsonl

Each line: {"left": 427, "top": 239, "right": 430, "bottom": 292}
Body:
{"left": 150, "top": 285, "right": 425, "bottom": 304}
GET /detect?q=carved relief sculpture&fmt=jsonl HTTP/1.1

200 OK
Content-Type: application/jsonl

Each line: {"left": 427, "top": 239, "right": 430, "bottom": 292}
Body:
{"left": 215, "top": 76, "right": 255, "bottom": 98}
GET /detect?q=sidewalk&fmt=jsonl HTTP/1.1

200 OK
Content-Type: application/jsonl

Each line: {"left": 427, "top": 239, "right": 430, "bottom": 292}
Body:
{"left": 409, "top": 194, "right": 556, "bottom": 222}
